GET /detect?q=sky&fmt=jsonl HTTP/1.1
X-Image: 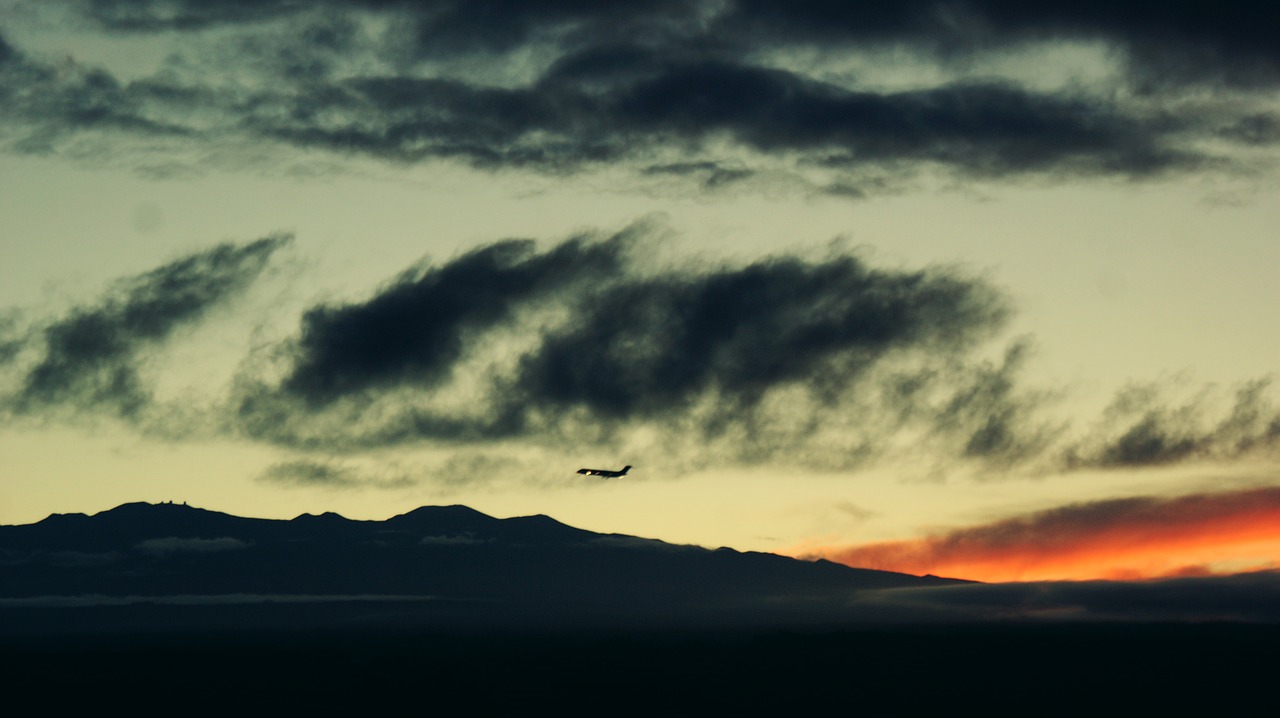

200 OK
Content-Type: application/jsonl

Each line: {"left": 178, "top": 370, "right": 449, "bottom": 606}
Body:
{"left": 1, "top": 0, "right": 1278, "bottom": 583}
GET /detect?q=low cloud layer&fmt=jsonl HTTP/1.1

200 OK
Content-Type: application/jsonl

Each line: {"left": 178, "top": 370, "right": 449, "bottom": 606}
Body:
{"left": 134, "top": 536, "right": 251, "bottom": 556}
{"left": 857, "top": 569, "right": 1280, "bottom": 624}
{"left": 800, "top": 485, "right": 1280, "bottom": 582}
{"left": 2, "top": 2, "right": 1276, "bottom": 192}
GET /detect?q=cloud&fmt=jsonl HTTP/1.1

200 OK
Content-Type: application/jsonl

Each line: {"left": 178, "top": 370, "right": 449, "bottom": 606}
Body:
{"left": 419, "top": 533, "right": 486, "bottom": 547}
{"left": 913, "top": 338, "right": 1062, "bottom": 468}
{"left": 232, "top": 47, "right": 1208, "bottom": 181}
{"left": 3, "top": 3, "right": 1275, "bottom": 191}
{"left": 0, "top": 312, "right": 24, "bottom": 365}
{"left": 257, "top": 459, "right": 416, "bottom": 491}
{"left": 716, "top": 1, "right": 1280, "bottom": 82}
{"left": 0, "top": 33, "right": 196, "bottom": 156}
{"left": 280, "top": 227, "right": 634, "bottom": 406}
{"left": 232, "top": 221, "right": 1027, "bottom": 471}
{"left": 76, "top": 0, "right": 308, "bottom": 31}
{"left": 854, "top": 569, "right": 1280, "bottom": 624}
{"left": 74, "top": 0, "right": 1280, "bottom": 77}
{"left": 134, "top": 536, "right": 251, "bottom": 556}
{"left": 797, "top": 485, "right": 1280, "bottom": 582}
{"left": 6, "top": 234, "right": 290, "bottom": 418}
{"left": 1064, "top": 378, "right": 1280, "bottom": 469}
{"left": 228, "top": 222, "right": 1271, "bottom": 482}
{"left": 508, "top": 236, "right": 1004, "bottom": 420}
{"left": 2, "top": 218, "right": 1263, "bottom": 482}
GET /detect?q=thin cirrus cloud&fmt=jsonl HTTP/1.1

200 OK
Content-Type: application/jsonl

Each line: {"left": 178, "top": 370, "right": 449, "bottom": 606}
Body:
{"left": 257, "top": 459, "right": 416, "bottom": 491}
{"left": 1, "top": 2, "right": 1275, "bottom": 191}
{"left": 796, "top": 485, "right": 1280, "bottom": 582}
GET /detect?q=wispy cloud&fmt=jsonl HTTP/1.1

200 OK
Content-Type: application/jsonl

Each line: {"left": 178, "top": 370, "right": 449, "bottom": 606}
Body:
{"left": 256, "top": 459, "right": 417, "bottom": 491}
{"left": 3, "top": 235, "right": 290, "bottom": 419}
{"left": 1064, "top": 378, "right": 1280, "bottom": 469}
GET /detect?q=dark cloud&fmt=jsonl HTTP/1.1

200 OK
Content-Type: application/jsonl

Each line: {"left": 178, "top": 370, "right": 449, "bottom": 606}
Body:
{"left": 239, "top": 49, "right": 1205, "bottom": 179}
{"left": 2, "top": 217, "right": 1261, "bottom": 479}
{"left": 3, "top": 2, "right": 1274, "bottom": 190}
{"left": 10, "top": 235, "right": 290, "bottom": 418}
{"left": 509, "top": 244, "right": 1006, "bottom": 421}
{"left": 1065, "top": 378, "right": 1280, "bottom": 469}
{"left": 232, "top": 222, "right": 1024, "bottom": 469}
{"left": 281, "top": 227, "right": 634, "bottom": 405}
{"left": 78, "top": 1, "right": 1280, "bottom": 93}
{"left": 231, "top": 222, "right": 1273, "bottom": 479}
{"left": 716, "top": 1, "right": 1280, "bottom": 85}
{"left": 79, "top": 0, "right": 1280, "bottom": 71}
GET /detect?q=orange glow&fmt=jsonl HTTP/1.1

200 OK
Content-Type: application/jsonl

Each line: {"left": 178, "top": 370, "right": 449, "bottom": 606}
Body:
{"left": 792, "top": 486, "right": 1280, "bottom": 582}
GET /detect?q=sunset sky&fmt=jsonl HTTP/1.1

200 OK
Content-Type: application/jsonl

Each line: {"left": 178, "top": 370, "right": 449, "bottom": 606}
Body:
{"left": 2, "top": 0, "right": 1278, "bottom": 583}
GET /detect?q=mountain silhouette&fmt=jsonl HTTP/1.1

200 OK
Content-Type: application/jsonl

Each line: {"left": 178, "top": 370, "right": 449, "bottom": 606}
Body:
{"left": 3, "top": 502, "right": 1277, "bottom": 713}
{"left": 0, "top": 501, "right": 959, "bottom": 634}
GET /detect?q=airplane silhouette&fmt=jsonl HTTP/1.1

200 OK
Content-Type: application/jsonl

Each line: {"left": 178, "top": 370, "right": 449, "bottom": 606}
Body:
{"left": 577, "top": 465, "right": 632, "bottom": 479}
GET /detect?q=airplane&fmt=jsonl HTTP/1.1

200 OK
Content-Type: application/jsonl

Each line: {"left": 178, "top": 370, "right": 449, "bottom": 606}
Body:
{"left": 576, "top": 465, "right": 632, "bottom": 479}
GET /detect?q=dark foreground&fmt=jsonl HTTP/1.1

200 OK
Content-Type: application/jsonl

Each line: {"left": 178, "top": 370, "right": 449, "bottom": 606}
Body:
{"left": 4, "top": 505, "right": 1276, "bottom": 712}
{"left": 3, "top": 619, "right": 1275, "bottom": 714}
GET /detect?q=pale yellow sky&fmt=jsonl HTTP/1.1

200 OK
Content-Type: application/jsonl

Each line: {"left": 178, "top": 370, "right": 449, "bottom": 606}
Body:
{"left": 3, "top": 151, "right": 1277, "bottom": 552}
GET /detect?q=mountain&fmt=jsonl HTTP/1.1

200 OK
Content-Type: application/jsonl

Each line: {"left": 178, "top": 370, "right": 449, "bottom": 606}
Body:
{"left": 3, "top": 502, "right": 1277, "bottom": 712}
{"left": 0, "top": 501, "right": 959, "bottom": 635}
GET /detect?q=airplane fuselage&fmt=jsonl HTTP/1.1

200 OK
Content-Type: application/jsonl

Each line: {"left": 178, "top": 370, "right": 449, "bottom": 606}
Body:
{"left": 577, "top": 465, "right": 631, "bottom": 478}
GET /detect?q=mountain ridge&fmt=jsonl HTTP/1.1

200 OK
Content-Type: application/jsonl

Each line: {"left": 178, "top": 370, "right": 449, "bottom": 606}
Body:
{"left": 0, "top": 501, "right": 963, "bottom": 634}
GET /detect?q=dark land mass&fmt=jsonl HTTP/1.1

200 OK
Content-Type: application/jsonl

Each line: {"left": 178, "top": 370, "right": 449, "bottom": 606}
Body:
{"left": 2, "top": 502, "right": 1275, "bottom": 712}
{"left": 0, "top": 501, "right": 957, "bottom": 633}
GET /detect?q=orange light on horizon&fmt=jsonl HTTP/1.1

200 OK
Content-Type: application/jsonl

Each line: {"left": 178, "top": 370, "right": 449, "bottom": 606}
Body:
{"left": 791, "top": 486, "right": 1280, "bottom": 582}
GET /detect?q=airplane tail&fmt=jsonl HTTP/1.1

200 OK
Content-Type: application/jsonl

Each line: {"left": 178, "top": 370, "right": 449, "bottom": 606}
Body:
{"left": 621, "top": 465, "right": 632, "bottom": 474}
